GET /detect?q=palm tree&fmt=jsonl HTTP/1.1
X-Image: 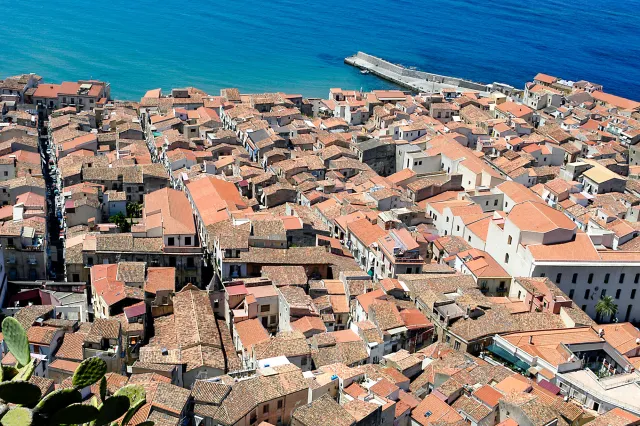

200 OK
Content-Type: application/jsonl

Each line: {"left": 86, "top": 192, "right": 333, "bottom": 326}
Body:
{"left": 126, "top": 202, "right": 142, "bottom": 219}
{"left": 595, "top": 295, "right": 618, "bottom": 323}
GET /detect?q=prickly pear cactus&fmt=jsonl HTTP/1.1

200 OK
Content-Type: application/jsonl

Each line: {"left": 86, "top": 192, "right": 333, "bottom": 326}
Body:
{"left": 94, "top": 394, "right": 130, "bottom": 425}
{"left": 1, "top": 317, "right": 30, "bottom": 367}
{"left": 99, "top": 375, "right": 108, "bottom": 402}
{"left": 14, "top": 358, "right": 36, "bottom": 382}
{"left": 114, "top": 384, "right": 146, "bottom": 406}
{"left": 72, "top": 357, "right": 107, "bottom": 388}
{"left": 0, "top": 407, "right": 33, "bottom": 426}
{"left": 33, "top": 388, "right": 82, "bottom": 415}
{"left": 49, "top": 402, "right": 99, "bottom": 425}
{"left": 0, "top": 366, "right": 19, "bottom": 381}
{"left": 0, "top": 380, "right": 41, "bottom": 406}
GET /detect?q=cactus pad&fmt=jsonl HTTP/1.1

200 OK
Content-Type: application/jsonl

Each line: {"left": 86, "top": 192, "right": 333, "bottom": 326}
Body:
{"left": 72, "top": 357, "right": 107, "bottom": 388}
{"left": 0, "top": 380, "right": 41, "bottom": 405}
{"left": 1, "top": 317, "right": 30, "bottom": 367}
{"left": 0, "top": 407, "right": 33, "bottom": 426}
{"left": 94, "top": 395, "right": 130, "bottom": 425}
{"left": 0, "top": 366, "right": 19, "bottom": 381}
{"left": 114, "top": 384, "right": 146, "bottom": 406}
{"left": 49, "top": 403, "right": 99, "bottom": 425}
{"left": 99, "top": 375, "right": 108, "bottom": 401}
{"left": 34, "top": 388, "right": 82, "bottom": 415}
{"left": 13, "top": 359, "right": 36, "bottom": 382}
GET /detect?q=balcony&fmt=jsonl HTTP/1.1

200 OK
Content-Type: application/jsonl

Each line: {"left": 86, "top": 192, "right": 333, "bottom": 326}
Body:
{"left": 163, "top": 246, "right": 202, "bottom": 254}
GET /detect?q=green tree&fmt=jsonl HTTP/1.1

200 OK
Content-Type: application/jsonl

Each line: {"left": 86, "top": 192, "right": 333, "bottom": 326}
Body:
{"left": 595, "top": 295, "right": 618, "bottom": 323}
{"left": 0, "top": 317, "right": 152, "bottom": 425}
{"left": 109, "top": 212, "right": 131, "bottom": 232}
{"left": 126, "top": 202, "right": 142, "bottom": 219}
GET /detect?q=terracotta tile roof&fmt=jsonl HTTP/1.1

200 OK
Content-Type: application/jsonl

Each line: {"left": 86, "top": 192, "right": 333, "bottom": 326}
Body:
{"left": 116, "top": 261, "right": 146, "bottom": 283}
{"left": 292, "top": 394, "right": 355, "bottom": 426}
{"left": 343, "top": 398, "right": 379, "bottom": 422}
{"left": 291, "top": 316, "right": 326, "bottom": 335}
{"left": 53, "top": 331, "right": 84, "bottom": 362}
{"left": 194, "top": 368, "right": 309, "bottom": 425}
{"left": 84, "top": 318, "right": 121, "bottom": 344}
{"left": 370, "top": 378, "right": 399, "bottom": 398}
{"left": 27, "top": 326, "right": 59, "bottom": 345}
{"left": 144, "top": 267, "right": 176, "bottom": 294}
{"left": 312, "top": 338, "right": 369, "bottom": 367}
{"left": 261, "top": 265, "right": 308, "bottom": 287}
{"left": 254, "top": 330, "right": 310, "bottom": 360}
{"left": 49, "top": 359, "right": 81, "bottom": 373}
{"left": 369, "top": 300, "right": 404, "bottom": 331}
{"left": 187, "top": 176, "right": 248, "bottom": 225}
{"left": 235, "top": 318, "right": 270, "bottom": 349}
{"left": 152, "top": 382, "right": 191, "bottom": 415}
{"left": 14, "top": 305, "right": 54, "bottom": 330}
{"left": 472, "top": 384, "right": 503, "bottom": 408}
{"left": 507, "top": 201, "right": 576, "bottom": 233}
{"left": 411, "top": 394, "right": 463, "bottom": 426}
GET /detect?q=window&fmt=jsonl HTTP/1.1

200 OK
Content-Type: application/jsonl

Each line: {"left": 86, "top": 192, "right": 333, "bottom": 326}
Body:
{"left": 3, "top": 171, "right": 6, "bottom": 177}
{"left": 601, "top": 289, "right": 606, "bottom": 298}
{"left": 468, "top": 236, "right": 471, "bottom": 242}
{"left": 407, "top": 267, "right": 412, "bottom": 274}
{"left": 454, "top": 341, "right": 461, "bottom": 350}
{"left": 504, "top": 254, "right": 509, "bottom": 263}
{"left": 167, "top": 237, "right": 175, "bottom": 246}
{"left": 540, "top": 273, "right": 546, "bottom": 278}
{"left": 556, "top": 273, "right": 562, "bottom": 284}
{"left": 185, "top": 236, "right": 192, "bottom": 246}
{"left": 126, "top": 187, "right": 131, "bottom": 193}
{"left": 507, "top": 236, "right": 512, "bottom": 245}
{"left": 588, "top": 273, "right": 594, "bottom": 284}
{"left": 301, "top": 357, "right": 307, "bottom": 366}
{"left": 632, "top": 289, "right": 636, "bottom": 299}
{"left": 446, "top": 217, "right": 449, "bottom": 222}
{"left": 169, "top": 257, "right": 176, "bottom": 267}
{"left": 87, "top": 257, "right": 94, "bottom": 266}
{"left": 572, "top": 273, "right": 578, "bottom": 284}
{"left": 260, "top": 305, "right": 270, "bottom": 313}
{"left": 619, "top": 274, "right": 625, "bottom": 284}
{"left": 494, "top": 199, "right": 499, "bottom": 206}
{"left": 187, "top": 257, "right": 195, "bottom": 267}
{"left": 584, "top": 289, "right": 590, "bottom": 299}
{"left": 263, "top": 405, "right": 269, "bottom": 414}
{"left": 604, "top": 273, "right": 610, "bottom": 284}
{"left": 636, "top": 273, "right": 640, "bottom": 284}
{"left": 277, "top": 400, "right": 283, "bottom": 409}
{"left": 7, "top": 238, "right": 13, "bottom": 246}
{"left": 581, "top": 304, "right": 587, "bottom": 311}
{"left": 616, "top": 289, "right": 621, "bottom": 299}
{"left": 72, "top": 274, "right": 80, "bottom": 282}
{"left": 569, "top": 289, "right": 574, "bottom": 299}
{"left": 457, "top": 226, "right": 460, "bottom": 232}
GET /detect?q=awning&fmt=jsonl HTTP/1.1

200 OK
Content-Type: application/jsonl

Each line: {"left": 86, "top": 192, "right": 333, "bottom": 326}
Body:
{"left": 486, "top": 344, "right": 530, "bottom": 371}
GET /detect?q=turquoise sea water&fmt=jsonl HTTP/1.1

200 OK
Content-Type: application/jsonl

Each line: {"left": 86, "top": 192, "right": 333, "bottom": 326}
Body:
{"left": 1, "top": 0, "right": 639, "bottom": 100}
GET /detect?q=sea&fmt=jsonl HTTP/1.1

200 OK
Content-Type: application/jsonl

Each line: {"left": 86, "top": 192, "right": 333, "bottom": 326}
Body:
{"left": 1, "top": 0, "right": 639, "bottom": 101}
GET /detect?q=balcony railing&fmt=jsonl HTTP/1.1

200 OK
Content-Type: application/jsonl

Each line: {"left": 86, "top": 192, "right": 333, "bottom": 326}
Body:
{"left": 163, "top": 246, "right": 202, "bottom": 254}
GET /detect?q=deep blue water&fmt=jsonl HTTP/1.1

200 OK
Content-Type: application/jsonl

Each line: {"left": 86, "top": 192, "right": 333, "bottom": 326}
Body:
{"left": 1, "top": 0, "right": 639, "bottom": 101}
